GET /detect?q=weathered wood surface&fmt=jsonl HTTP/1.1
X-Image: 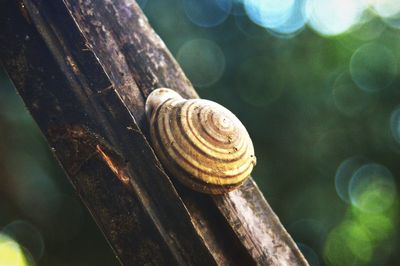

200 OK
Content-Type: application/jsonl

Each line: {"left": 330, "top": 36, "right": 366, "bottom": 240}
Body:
{"left": 0, "top": 0, "right": 308, "bottom": 265}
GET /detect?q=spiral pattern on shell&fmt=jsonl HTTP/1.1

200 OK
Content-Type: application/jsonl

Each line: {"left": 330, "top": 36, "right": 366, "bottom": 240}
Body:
{"left": 146, "top": 88, "right": 256, "bottom": 194}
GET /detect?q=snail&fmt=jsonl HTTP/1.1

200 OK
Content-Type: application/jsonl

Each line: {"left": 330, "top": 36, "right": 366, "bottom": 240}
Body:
{"left": 145, "top": 88, "right": 256, "bottom": 194}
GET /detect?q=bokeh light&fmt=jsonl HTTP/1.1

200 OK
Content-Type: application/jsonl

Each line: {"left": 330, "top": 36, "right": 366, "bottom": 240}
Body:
{"left": 371, "top": 0, "right": 400, "bottom": 18}
{"left": 350, "top": 43, "right": 397, "bottom": 92}
{"left": 352, "top": 207, "right": 395, "bottom": 242}
{"left": 0, "top": 234, "right": 33, "bottom": 266}
{"left": 349, "top": 163, "right": 397, "bottom": 213}
{"left": 306, "top": 0, "right": 365, "bottom": 36}
{"left": 267, "top": 0, "right": 308, "bottom": 37}
{"left": 2, "top": 220, "right": 44, "bottom": 260}
{"left": 244, "top": 0, "right": 295, "bottom": 29}
{"left": 183, "top": 0, "right": 232, "bottom": 27}
{"left": 323, "top": 203, "right": 398, "bottom": 266}
{"left": 369, "top": 0, "right": 400, "bottom": 30}
{"left": 324, "top": 221, "right": 373, "bottom": 265}
{"left": 177, "top": 39, "right": 225, "bottom": 88}
{"left": 335, "top": 156, "right": 370, "bottom": 203}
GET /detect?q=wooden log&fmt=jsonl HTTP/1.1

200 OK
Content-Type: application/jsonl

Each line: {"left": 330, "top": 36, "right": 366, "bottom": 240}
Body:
{"left": 0, "top": 0, "right": 308, "bottom": 265}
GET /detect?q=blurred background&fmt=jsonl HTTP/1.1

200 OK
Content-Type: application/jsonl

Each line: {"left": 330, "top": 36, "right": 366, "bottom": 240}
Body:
{"left": 1, "top": 0, "right": 400, "bottom": 265}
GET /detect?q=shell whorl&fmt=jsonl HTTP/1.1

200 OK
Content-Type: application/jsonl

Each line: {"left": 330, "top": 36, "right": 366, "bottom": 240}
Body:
{"left": 146, "top": 88, "right": 256, "bottom": 194}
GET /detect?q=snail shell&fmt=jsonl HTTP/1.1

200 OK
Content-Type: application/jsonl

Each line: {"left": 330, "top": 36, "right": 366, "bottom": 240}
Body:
{"left": 146, "top": 88, "right": 256, "bottom": 194}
